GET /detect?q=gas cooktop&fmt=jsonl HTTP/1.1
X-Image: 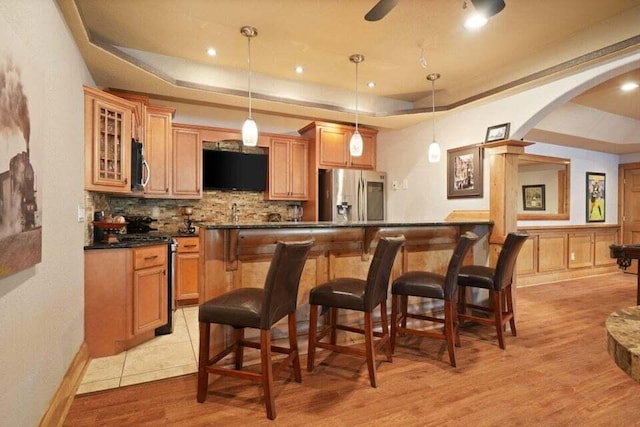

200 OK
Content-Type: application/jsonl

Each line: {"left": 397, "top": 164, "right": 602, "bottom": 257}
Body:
{"left": 118, "top": 234, "right": 173, "bottom": 243}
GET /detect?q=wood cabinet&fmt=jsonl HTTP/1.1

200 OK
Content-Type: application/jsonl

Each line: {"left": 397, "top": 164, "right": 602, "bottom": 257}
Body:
{"left": 84, "top": 244, "right": 168, "bottom": 357}
{"left": 299, "top": 121, "right": 377, "bottom": 170}
{"left": 266, "top": 137, "right": 308, "bottom": 200}
{"left": 175, "top": 236, "right": 200, "bottom": 304}
{"left": 172, "top": 127, "right": 202, "bottom": 198}
{"left": 84, "top": 86, "right": 135, "bottom": 194}
{"left": 516, "top": 226, "right": 620, "bottom": 286}
{"left": 143, "top": 105, "right": 175, "bottom": 197}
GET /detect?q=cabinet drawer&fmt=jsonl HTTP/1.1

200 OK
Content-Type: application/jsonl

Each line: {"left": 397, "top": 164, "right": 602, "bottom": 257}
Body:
{"left": 177, "top": 237, "right": 199, "bottom": 253}
{"left": 133, "top": 245, "right": 167, "bottom": 270}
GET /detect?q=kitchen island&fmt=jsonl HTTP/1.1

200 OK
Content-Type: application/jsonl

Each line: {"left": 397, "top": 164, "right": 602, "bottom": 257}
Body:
{"left": 196, "top": 220, "right": 493, "bottom": 355}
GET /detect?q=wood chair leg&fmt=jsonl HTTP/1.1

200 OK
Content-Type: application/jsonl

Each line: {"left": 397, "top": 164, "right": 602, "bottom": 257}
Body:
{"left": 390, "top": 294, "right": 398, "bottom": 353}
{"left": 400, "top": 295, "right": 408, "bottom": 331}
{"left": 364, "top": 311, "right": 377, "bottom": 388}
{"left": 493, "top": 291, "right": 506, "bottom": 349}
{"left": 452, "top": 294, "right": 461, "bottom": 348}
{"left": 260, "top": 329, "right": 276, "bottom": 420}
{"left": 288, "top": 312, "right": 302, "bottom": 383}
{"left": 444, "top": 301, "right": 457, "bottom": 367}
{"left": 506, "top": 285, "right": 517, "bottom": 336}
{"left": 380, "top": 299, "right": 392, "bottom": 362}
{"left": 457, "top": 285, "right": 467, "bottom": 318}
{"left": 307, "top": 304, "right": 318, "bottom": 372}
{"left": 329, "top": 307, "right": 338, "bottom": 345}
{"left": 233, "top": 328, "right": 244, "bottom": 370}
{"left": 197, "top": 322, "right": 210, "bottom": 403}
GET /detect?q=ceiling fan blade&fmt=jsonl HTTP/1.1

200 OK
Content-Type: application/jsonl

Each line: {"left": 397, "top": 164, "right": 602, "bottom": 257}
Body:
{"left": 364, "top": 0, "right": 399, "bottom": 21}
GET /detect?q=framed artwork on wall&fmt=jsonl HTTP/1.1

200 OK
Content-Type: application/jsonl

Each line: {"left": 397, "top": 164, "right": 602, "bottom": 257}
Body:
{"left": 447, "top": 144, "right": 483, "bottom": 199}
{"left": 522, "top": 184, "right": 545, "bottom": 211}
{"left": 586, "top": 172, "right": 605, "bottom": 222}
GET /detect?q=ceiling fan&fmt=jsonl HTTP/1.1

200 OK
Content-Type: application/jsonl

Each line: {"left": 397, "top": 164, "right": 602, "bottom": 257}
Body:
{"left": 364, "top": 0, "right": 506, "bottom": 22}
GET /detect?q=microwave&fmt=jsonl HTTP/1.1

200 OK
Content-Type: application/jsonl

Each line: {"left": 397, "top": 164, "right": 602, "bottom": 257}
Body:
{"left": 131, "top": 139, "right": 149, "bottom": 191}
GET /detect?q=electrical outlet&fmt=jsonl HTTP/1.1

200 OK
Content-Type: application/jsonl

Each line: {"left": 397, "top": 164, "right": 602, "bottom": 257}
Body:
{"left": 402, "top": 179, "right": 409, "bottom": 189}
{"left": 392, "top": 180, "right": 399, "bottom": 190}
{"left": 570, "top": 252, "right": 575, "bottom": 261}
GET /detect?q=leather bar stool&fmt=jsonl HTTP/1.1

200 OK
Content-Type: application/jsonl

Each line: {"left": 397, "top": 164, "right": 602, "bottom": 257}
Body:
{"left": 307, "top": 235, "right": 405, "bottom": 388}
{"left": 390, "top": 232, "right": 478, "bottom": 367}
{"left": 197, "top": 239, "right": 313, "bottom": 420}
{"left": 457, "top": 232, "right": 529, "bottom": 349}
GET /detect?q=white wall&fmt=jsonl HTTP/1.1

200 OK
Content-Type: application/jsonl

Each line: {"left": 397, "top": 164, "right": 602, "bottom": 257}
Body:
{"left": 0, "top": 1, "right": 93, "bottom": 426}
{"left": 378, "top": 52, "right": 640, "bottom": 224}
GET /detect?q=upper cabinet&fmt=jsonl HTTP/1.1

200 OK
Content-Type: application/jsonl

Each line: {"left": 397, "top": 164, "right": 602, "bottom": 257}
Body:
{"left": 84, "top": 86, "right": 135, "bottom": 194}
{"left": 299, "top": 121, "right": 377, "bottom": 170}
{"left": 266, "top": 137, "right": 308, "bottom": 201}
{"left": 172, "top": 126, "right": 202, "bottom": 199}
{"left": 144, "top": 105, "right": 175, "bottom": 197}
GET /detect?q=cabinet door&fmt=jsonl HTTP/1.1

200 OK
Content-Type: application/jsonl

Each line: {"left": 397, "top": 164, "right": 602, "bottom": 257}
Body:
{"left": 318, "top": 127, "right": 348, "bottom": 168}
{"left": 289, "top": 139, "right": 309, "bottom": 199}
{"left": 268, "top": 138, "right": 292, "bottom": 199}
{"left": 85, "top": 93, "right": 133, "bottom": 193}
{"left": 516, "top": 234, "right": 536, "bottom": 274}
{"left": 176, "top": 252, "right": 200, "bottom": 302}
{"left": 349, "top": 132, "right": 376, "bottom": 170}
{"left": 172, "top": 128, "right": 202, "bottom": 199}
{"left": 568, "top": 232, "right": 593, "bottom": 269}
{"left": 144, "top": 106, "right": 173, "bottom": 197}
{"left": 538, "top": 233, "right": 567, "bottom": 272}
{"left": 131, "top": 265, "right": 168, "bottom": 336}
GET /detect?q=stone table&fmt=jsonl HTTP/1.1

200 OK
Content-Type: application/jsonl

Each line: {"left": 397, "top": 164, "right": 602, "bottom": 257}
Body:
{"left": 606, "top": 306, "right": 640, "bottom": 382}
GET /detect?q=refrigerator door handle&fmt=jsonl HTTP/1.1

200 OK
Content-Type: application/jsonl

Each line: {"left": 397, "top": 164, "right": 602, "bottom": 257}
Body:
{"left": 359, "top": 176, "right": 365, "bottom": 221}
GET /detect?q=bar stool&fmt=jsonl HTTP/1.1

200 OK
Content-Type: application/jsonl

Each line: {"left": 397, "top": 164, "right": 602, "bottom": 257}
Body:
{"left": 457, "top": 232, "right": 529, "bottom": 349}
{"left": 197, "top": 239, "right": 313, "bottom": 420}
{"left": 307, "top": 235, "right": 405, "bottom": 388}
{"left": 390, "top": 232, "right": 478, "bottom": 367}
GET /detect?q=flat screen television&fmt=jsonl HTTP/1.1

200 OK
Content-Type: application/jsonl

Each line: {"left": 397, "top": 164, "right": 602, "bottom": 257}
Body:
{"left": 202, "top": 149, "right": 268, "bottom": 191}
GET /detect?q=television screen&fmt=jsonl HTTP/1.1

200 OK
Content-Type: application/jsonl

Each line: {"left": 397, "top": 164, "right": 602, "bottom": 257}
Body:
{"left": 202, "top": 150, "right": 268, "bottom": 191}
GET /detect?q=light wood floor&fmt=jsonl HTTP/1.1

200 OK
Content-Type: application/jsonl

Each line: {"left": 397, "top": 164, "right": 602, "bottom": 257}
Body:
{"left": 64, "top": 272, "right": 640, "bottom": 426}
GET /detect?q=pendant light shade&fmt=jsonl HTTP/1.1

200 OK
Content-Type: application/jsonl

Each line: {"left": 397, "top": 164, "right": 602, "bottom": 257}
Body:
{"left": 349, "top": 54, "right": 364, "bottom": 157}
{"left": 427, "top": 73, "right": 441, "bottom": 163}
{"left": 241, "top": 26, "right": 258, "bottom": 147}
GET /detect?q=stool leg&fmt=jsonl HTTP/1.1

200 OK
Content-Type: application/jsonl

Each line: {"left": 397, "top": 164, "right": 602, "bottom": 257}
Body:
{"left": 307, "top": 304, "right": 318, "bottom": 372}
{"left": 458, "top": 285, "right": 467, "bottom": 318}
{"left": 380, "top": 299, "right": 392, "bottom": 362}
{"left": 444, "top": 301, "right": 457, "bottom": 367}
{"left": 493, "top": 290, "right": 506, "bottom": 349}
{"left": 288, "top": 312, "right": 302, "bottom": 383}
{"left": 453, "top": 292, "right": 461, "bottom": 347}
{"left": 400, "top": 295, "right": 408, "bottom": 331}
{"left": 234, "top": 328, "right": 244, "bottom": 370}
{"left": 364, "top": 311, "right": 377, "bottom": 388}
{"left": 505, "top": 285, "right": 517, "bottom": 336}
{"left": 197, "top": 322, "right": 210, "bottom": 403}
{"left": 390, "top": 294, "right": 398, "bottom": 353}
{"left": 260, "top": 329, "right": 276, "bottom": 420}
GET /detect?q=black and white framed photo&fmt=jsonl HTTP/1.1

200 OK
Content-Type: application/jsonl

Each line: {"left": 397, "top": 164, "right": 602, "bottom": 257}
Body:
{"left": 485, "top": 122, "right": 510, "bottom": 143}
{"left": 522, "top": 184, "right": 545, "bottom": 211}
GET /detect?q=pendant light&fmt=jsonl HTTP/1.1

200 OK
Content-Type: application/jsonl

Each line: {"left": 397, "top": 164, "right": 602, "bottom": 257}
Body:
{"left": 241, "top": 26, "right": 258, "bottom": 147}
{"left": 427, "top": 73, "right": 441, "bottom": 163}
{"left": 349, "top": 54, "right": 364, "bottom": 157}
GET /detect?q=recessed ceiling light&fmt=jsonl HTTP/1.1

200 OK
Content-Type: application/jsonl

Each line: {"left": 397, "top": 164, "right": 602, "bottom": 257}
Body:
{"left": 206, "top": 47, "right": 217, "bottom": 57}
{"left": 367, "top": 81, "right": 376, "bottom": 88}
{"left": 295, "top": 65, "right": 304, "bottom": 74}
{"left": 621, "top": 82, "right": 639, "bottom": 92}
{"left": 464, "top": 13, "right": 488, "bottom": 30}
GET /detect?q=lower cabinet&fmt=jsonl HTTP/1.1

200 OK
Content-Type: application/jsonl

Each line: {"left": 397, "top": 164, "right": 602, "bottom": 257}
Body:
{"left": 85, "top": 244, "right": 168, "bottom": 357}
{"left": 175, "top": 236, "right": 200, "bottom": 304}
{"left": 516, "top": 226, "right": 619, "bottom": 286}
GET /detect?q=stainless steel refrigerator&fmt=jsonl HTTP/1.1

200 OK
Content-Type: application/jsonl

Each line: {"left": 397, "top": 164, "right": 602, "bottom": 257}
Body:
{"left": 319, "top": 169, "right": 387, "bottom": 222}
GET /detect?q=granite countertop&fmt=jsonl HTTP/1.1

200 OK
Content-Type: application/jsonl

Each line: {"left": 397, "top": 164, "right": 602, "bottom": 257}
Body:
{"left": 194, "top": 220, "right": 493, "bottom": 230}
{"left": 606, "top": 306, "right": 640, "bottom": 382}
{"left": 84, "top": 231, "right": 199, "bottom": 250}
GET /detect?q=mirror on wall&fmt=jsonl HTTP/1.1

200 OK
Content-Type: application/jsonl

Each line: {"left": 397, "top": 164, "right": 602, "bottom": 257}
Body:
{"left": 518, "top": 154, "right": 570, "bottom": 220}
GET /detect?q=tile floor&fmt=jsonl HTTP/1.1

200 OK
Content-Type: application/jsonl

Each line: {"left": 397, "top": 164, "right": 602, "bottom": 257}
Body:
{"left": 77, "top": 305, "right": 200, "bottom": 394}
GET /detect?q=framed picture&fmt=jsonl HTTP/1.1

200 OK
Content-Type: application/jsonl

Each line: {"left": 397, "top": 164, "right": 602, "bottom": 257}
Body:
{"left": 522, "top": 184, "right": 545, "bottom": 211}
{"left": 485, "top": 122, "right": 510, "bottom": 143}
{"left": 586, "top": 172, "right": 605, "bottom": 222}
{"left": 447, "top": 144, "right": 483, "bottom": 199}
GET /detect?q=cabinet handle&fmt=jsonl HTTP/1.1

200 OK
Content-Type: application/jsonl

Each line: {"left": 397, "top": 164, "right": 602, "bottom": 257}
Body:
{"left": 124, "top": 178, "right": 128, "bottom": 184}
{"left": 166, "top": 187, "right": 169, "bottom": 192}
{"left": 144, "top": 255, "right": 158, "bottom": 260}
{"left": 184, "top": 244, "right": 197, "bottom": 248}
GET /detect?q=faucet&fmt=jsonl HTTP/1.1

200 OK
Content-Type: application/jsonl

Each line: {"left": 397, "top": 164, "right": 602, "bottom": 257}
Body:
{"left": 231, "top": 203, "right": 239, "bottom": 223}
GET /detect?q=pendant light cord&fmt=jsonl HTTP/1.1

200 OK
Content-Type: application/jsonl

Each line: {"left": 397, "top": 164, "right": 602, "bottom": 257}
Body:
{"left": 247, "top": 36, "right": 252, "bottom": 119}
{"left": 355, "top": 60, "right": 359, "bottom": 132}
{"left": 431, "top": 77, "right": 435, "bottom": 142}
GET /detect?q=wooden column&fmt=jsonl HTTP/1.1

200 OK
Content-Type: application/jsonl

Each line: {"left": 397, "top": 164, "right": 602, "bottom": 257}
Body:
{"left": 485, "top": 139, "right": 532, "bottom": 261}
